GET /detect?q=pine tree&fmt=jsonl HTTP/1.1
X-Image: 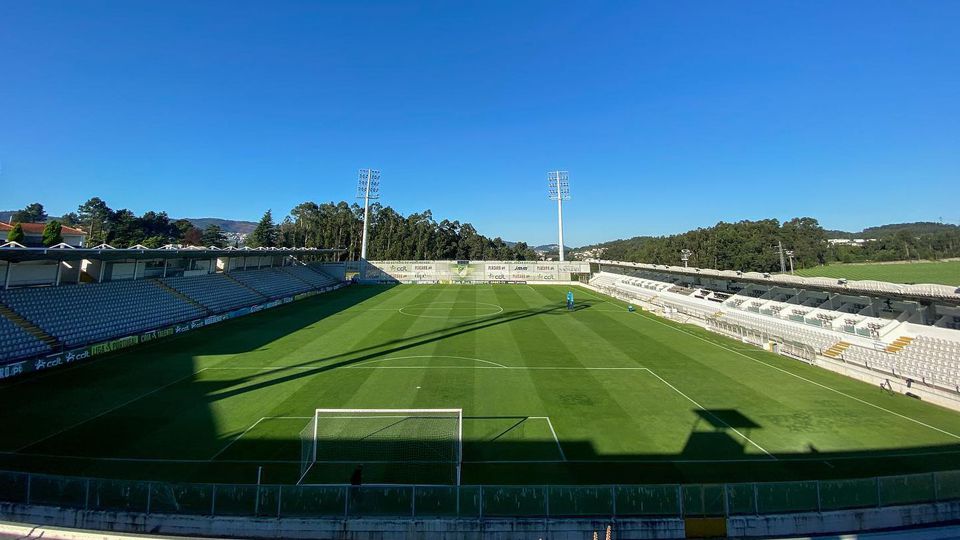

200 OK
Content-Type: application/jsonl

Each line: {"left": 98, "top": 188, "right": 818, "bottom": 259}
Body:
{"left": 248, "top": 210, "right": 279, "bottom": 247}
{"left": 201, "top": 225, "right": 228, "bottom": 248}
{"left": 11, "top": 203, "right": 47, "bottom": 223}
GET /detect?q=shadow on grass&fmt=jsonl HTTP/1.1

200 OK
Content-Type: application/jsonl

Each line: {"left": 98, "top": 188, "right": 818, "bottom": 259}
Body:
{"left": 1, "top": 285, "right": 959, "bottom": 486}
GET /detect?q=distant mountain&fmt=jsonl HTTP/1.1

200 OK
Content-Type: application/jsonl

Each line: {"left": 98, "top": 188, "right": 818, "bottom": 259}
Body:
{"left": 182, "top": 218, "right": 257, "bottom": 235}
{"left": 0, "top": 210, "right": 68, "bottom": 224}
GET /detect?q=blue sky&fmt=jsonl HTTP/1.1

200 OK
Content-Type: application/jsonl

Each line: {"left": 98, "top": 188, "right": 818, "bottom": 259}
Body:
{"left": 1, "top": 1, "right": 957, "bottom": 246}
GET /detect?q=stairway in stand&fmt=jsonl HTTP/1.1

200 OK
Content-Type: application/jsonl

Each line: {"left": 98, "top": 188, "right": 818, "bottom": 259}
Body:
{"left": 885, "top": 336, "right": 914, "bottom": 353}
{"left": 151, "top": 279, "right": 211, "bottom": 315}
{"left": 823, "top": 341, "right": 852, "bottom": 358}
{"left": 0, "top": 302, "right": 62, "bottom": 350}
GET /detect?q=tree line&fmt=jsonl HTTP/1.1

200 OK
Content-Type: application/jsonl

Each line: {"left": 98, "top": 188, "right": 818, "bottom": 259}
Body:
{"left": 6, "top": 200, "right": 229, "bottom": 248}
{"left": 585, "top": 218, "right": 828, "bottom": 272}
{"left": 248, "top": 202, "right": 538, "bottom": 260}
{"left": 828, "top": 224, "right": 960, "bottom": 264}
{"left": 6, "top": 199, "right": 538, "bottom": 260}
{"left": 583, "top": 218, "right": 960, "bottom": 272}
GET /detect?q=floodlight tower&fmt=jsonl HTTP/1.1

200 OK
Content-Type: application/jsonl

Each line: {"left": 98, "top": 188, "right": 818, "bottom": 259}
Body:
{"left": 548, "top": 171, "right": 571, "bottom": 262}
{"left": 680, "top": 249, "right": 692, "bottom": 268}
{"left": 357, "top": 168, "right": 381, "bottom": 262}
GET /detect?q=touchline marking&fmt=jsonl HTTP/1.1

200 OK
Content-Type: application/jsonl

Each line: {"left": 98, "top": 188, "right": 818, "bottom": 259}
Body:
{"left": 574, "top": 287, "right": 622, "bottom": 307}
{"left": 606, "top": 291, "right": 960, "bottom": 441}
{"left": 641, "top": 368, "right": 775, "bottom": 459}
{"left": 15, "top": 368, "right": 209, "bottom": 453}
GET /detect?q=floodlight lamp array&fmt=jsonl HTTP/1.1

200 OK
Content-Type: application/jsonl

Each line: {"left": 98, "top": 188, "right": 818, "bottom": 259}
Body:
{"left": 357, "top": 169, "right": 381, "bottom": 199}
{"left": 547, "top": 171, "right": 571, "bottom": 200}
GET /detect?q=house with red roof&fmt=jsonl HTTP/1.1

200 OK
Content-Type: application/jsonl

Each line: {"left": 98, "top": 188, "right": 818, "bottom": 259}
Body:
{"left": 1, "top": 222, "right": 87, "bottom": 247}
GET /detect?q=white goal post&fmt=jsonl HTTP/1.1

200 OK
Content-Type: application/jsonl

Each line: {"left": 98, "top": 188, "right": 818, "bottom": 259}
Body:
{"left": 299, "top": 408, "right": 463, "bottom": 485}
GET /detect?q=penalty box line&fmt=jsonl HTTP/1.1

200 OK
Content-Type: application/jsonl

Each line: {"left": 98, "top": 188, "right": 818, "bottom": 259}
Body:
{"left": 529, "top": 416, "right": 566, "bottom": 461}
{"left": 209, "top": 416, "right": 311, "bottom": 461}
{"left": 639, "top": 369, "right": 775, "bottom": 460}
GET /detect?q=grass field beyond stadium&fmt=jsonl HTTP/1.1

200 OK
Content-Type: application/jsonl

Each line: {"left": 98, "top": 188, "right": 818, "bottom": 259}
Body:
{"left": 794, "top": 260, "right": 960, "bottom": 286}
{"left": 2, "top": 284, "right": 960, "bottom": 485}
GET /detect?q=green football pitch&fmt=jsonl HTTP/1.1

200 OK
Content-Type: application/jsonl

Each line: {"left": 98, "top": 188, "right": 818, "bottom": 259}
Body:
{"left": 794, "top": 260, "right": 960, "bottom": 286}
{"left": 2, "top": 284, "right": 959, "bottom": 486}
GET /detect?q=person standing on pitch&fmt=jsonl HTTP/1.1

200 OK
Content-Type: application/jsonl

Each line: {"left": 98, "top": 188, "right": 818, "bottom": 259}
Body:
{"left": 567, "top": 290, "right": 574, "bottom": 311}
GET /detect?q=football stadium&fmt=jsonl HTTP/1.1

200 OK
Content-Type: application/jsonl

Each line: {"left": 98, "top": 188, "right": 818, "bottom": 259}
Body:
{"left": 2, "top": 246, "right": 960, "bottom": 537}
{"left": 4, "top": 2, "right": 960, "bottom": 539}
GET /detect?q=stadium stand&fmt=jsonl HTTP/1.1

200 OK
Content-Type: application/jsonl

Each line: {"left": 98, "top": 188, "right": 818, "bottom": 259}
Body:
{"left": 163, "top": 273, "right": 265, "bottom": 313}
{"left": 229, "top": 267, "right": 314, "bottom": 298}
{"left": 0, "top": 279, "right": 206, "bottom": 347}
{"left": 281, "top": 265, "right": 340, "bottom": 289}
{"left": 590, "top": 270, "right": 960, "bottom": 393}
{"left": 0, "top": 314, "right": 51, "bottom": 361}
{"left": 0, "top": 265, "right": 343, "bottom": 358}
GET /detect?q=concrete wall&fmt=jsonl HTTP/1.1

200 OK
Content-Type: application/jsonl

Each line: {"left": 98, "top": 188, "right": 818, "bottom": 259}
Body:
{"left": 0, "top": 504, "right": 683, "bottom": 540}
{"left": 3, "top": 261, "right": 58, "bottom": 287}
{"left": 728, "top": 500, "right": 960, "bottom": 537}
{"left": 4, "top": 500, "right": 960, "bottom": 539}
{"left": 814, "top": 355, "right": 960, "bottom": 410}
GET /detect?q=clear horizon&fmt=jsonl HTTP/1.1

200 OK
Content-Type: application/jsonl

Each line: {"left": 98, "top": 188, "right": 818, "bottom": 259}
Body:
{"left": 2, "top": 1, "right": 958, "bottom": 246}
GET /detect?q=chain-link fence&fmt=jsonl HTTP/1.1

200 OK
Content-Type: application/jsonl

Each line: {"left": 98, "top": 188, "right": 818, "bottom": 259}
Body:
{"left": 1, "top": 470, "right": 957, "bottom": 519}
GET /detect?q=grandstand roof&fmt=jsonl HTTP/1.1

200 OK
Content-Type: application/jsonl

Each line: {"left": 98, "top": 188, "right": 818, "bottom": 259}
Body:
{"left": 592, "top": 259, "right": 960, "bottom": 304}
{"left": 0, "top": 246, "right": 344, "bottom": 263}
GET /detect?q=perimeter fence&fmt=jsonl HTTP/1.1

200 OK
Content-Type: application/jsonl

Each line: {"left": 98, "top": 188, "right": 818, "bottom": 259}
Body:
{"left": 2, "top": 470, "right": 958, "bottom": 519}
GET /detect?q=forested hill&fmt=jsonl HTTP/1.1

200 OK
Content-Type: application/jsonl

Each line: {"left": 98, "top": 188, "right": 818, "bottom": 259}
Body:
{"left": 576, "top": 219, "right": 960, "bottom": 273}
{"left": 576, "top": 218, "right": 827, "bottom": 272}
{"left": 825, "top": 222, "right": 960, "bottom": 239}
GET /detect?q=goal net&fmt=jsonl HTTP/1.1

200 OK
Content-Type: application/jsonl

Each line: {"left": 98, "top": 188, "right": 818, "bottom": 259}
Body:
{"left": 299, "top": 408, "right": 463, "bottom": 485}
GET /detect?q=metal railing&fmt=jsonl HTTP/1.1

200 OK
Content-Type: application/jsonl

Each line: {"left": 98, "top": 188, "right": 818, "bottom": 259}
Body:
{"left": 1, "top": 470, "right": 958, "bottom": 519}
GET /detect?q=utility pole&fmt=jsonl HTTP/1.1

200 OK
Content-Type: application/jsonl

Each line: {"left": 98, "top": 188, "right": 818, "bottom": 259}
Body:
{"left": 778, "top": 240, "right": 786, "bottom": 273}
